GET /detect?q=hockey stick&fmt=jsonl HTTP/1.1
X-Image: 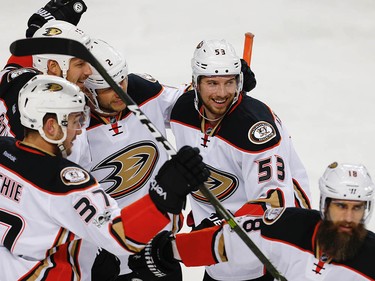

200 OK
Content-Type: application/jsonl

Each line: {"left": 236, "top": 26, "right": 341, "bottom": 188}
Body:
{"left": 9, "top": 37, "right": 286, "bottom": 281}
{"left": 243, "top": 32, "right": 254, "bottom": 65}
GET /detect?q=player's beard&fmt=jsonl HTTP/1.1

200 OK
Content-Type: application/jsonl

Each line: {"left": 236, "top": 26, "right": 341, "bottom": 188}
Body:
{"left": 316, "top": 219, "right": 367, "bottom": 262}
{"left": 202, "top": 99, "right": 231, "bottom": 120}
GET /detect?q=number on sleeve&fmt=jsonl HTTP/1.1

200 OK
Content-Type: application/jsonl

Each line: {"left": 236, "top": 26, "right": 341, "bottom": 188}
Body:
{"left": 256, "top": 156, "right": 285, "bottom": 183}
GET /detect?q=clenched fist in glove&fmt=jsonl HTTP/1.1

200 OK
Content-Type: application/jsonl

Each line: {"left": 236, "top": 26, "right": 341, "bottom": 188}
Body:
{"left": 241, "top": 59, "right": 257, "bottom": 92}
{"left": 149, "top": 146, "right": 210, "bottom": 214}
{"left": 26, "top": 0, "right": 87, "bottom": 38}
{"left": 91, "top": 248, "right": 120, "bottom": 281}
{"left": 128, "top": 231, "right": 178, "bottom": 280}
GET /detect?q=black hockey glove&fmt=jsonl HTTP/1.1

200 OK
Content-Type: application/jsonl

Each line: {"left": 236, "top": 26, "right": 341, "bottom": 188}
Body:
{"left": 241, "top": 59, "right": 257, "bottom": 92}
{"left": 26, "top": 0, "right": 87, "bottom": 38}
{"left": 128, "top": 231, "right": 179, "bottom": 280}
{"left": 91, "top": 248, "right": 120, "bottom": 281}
{"left": 149, "top": 146, "right": 210, "bottom": 214}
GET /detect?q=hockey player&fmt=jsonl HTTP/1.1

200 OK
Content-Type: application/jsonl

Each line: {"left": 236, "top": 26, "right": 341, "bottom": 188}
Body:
{"left": 69, "top": 36, "right": 260, "bottom": 280}
{"left": 71, "top": 38, "right": 258, "bottom": 280}
{"left": 67, "top": 38, "right": 189, "bottom": 280}
{"left": 0, "top": 74, "right": 210, "bottom": 280}
{"left": 128, "top": 162, "right": 375, "bottom": 281}
{"left": 166, "top": 39, "right": 312, "bottom": 280}
{"left": 2, "top": 3, "right": 258, "bottom": 279}
{"left": 0, "top": 19, "right": 92, "bottom": 140}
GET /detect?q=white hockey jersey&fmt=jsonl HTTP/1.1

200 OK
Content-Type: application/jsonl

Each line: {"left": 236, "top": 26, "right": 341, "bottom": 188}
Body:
{"left": 0, "top": 137, "right": 170, "bottom": 280}
{"left": 170, "top": 91, "right": 311, "bottom": 280}
{"left": 176, "top": 208, "right": 375, "bottom": 280}
{"left": 223, "top": 208, "right": 375, "bottom": 280}
{"left": 68, "top": 73, "right": 187, "bottom": 277}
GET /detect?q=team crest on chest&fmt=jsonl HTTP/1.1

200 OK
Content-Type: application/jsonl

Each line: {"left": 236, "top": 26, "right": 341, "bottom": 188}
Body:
{"left": 248, "top": 121, "right": 276, "bottom": 144}
{"left": 191, "top": 164, "right": 239, "bottom": 204}
{"left": 61, "top": 167, "right": 90, "bottom": 185}
{"left": 92, "top": 141, "right": 159, "bottom": 199}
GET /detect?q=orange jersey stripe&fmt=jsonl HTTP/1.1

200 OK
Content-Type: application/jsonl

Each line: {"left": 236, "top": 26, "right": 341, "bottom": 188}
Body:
{"left": 121, "top": 195, "right": 169, "bottom": 244}
{"left": 176, "top": 226, "right": 223, "bottom": 267}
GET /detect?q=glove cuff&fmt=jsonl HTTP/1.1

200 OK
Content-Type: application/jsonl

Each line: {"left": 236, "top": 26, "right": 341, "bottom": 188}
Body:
{"left": 143, "top": 242, "right": 168, "bottom": 278}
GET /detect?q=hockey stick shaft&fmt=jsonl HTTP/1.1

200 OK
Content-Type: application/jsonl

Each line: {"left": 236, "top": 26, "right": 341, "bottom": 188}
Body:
{"left": 243, "top": 32, "right": 254, "bottom": 65}
{"left": 9, "top": 38, "right": 286, "bottom": 281}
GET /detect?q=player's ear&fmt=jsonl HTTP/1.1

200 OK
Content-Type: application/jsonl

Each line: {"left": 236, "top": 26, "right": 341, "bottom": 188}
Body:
{"left": 47, "top": 60, "right": 62, "bottom": 76}
{"left": 43, "top": 117, "right": 60, "bottom": 138}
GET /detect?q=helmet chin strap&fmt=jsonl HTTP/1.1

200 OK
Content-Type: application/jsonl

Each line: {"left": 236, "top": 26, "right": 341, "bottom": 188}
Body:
{"left": 58, "top": 143, "right": 68, "bottom": 158}
{"left": 62, "top": 69, "right": 68, "bottom": 79}
{"left": 39, "top": 126, "right": 68, "bottom": 158}
{"left": 86, "top": 90, "right": 119, "bottom": 117}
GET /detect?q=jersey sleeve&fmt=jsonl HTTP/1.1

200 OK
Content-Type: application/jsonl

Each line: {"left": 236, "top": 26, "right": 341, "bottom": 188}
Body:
{"left": 221, "top": 216, "right": 266, "bottom": 277}
{"left": 273, "top": 114, "right": 311, "bottom": 208}
{"left": 285, "top": 133, "right": 311, "bottom": 209}
{"left": 158, "top": 83, "right": 190, "bottom": 128}
{"left": 175, "top": 225, "right": 225, "bottom": 266}
{"left": 49, "top": 179, "right": 170, "bottom": 256}
{"left": 241, "top": 114, "right": 311, "bottom": 210}
{"left": 67, "top": 128, "right": 92, "bottom": 170}
{"left": 175, "top": 209, "right": 266, "bottom": 279}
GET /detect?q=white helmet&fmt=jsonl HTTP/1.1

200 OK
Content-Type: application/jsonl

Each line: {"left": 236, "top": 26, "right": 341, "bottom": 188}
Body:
{"left": 191, "top": 39, "right": 243, "bottom": 92}
{"left": 19, "top": 75, "right": 86, "bottom": 149}
{"left": 84, "top": 39, "right": 128, "bottom": 115}
{"left": 32, "top": 20, "right": 91, "bottom": 78}
{"left": 319, "top": 162, "right": 374, "bottom": 223}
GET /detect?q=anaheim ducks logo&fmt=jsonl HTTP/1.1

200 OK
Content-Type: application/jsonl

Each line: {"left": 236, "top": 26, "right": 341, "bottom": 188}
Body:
{"left": 91, "top": 141, "right": 159, "bottom": 199}
{"left": 45, "top": 83, "right": 63, "bottom": 92}
{"left": 43, "top": 27, "right": 62, "bottom": 36}
{"left": 328, "top": 161, "right": 338, "bottom": 169}
{"left": 248, "top": 121, "right": 276, "bottom": 144}
{"left": 196, "top": 40, "right": 204, "bottom": 49}
{"left": 191, "top": 165, "right": 239, "bottom": 204}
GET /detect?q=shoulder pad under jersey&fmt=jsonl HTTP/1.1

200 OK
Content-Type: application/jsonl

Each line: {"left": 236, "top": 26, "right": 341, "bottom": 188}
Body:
{"left": 127, "top": 73, "right": 163, "bottom": 105}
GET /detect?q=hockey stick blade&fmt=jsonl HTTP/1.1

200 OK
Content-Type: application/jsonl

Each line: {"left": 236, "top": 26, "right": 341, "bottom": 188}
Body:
{"left": 9, "top": 37, "right": 286, "bottom": 281}
{"left": 10, "top": 37, "right": 92, "bottom": 62}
